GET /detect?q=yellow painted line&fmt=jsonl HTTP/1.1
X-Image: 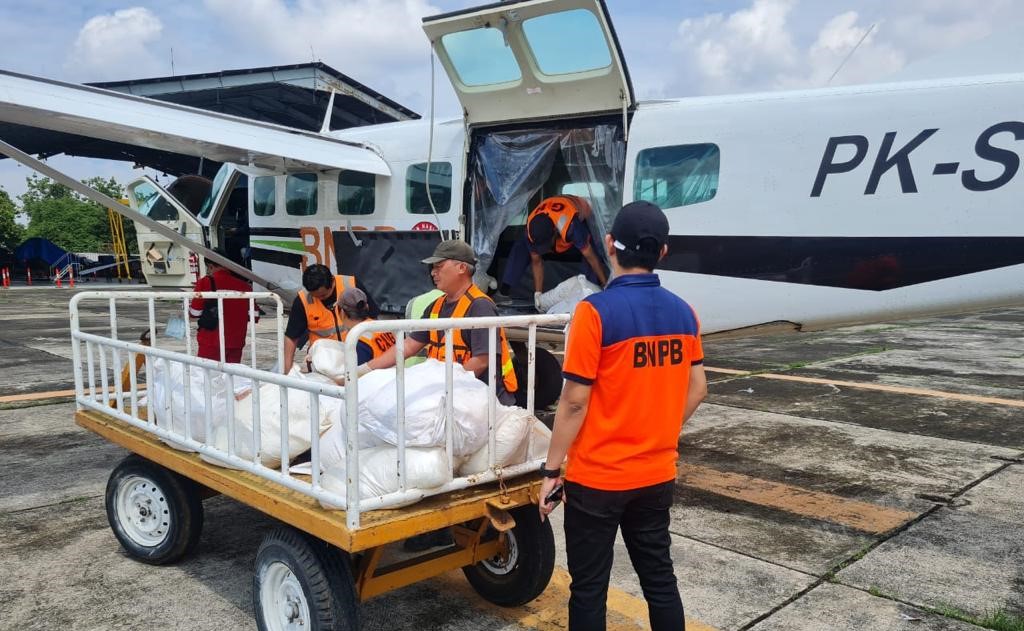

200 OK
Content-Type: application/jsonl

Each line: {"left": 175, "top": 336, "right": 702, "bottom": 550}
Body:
{"left": 680, "top": 463, "right": 917, "bottom": 534}
{"left": 705, "top": 367, "right": 1024, "bottom": 408}
{"left": 0, "top": 385, "right": 145, "bottom": 404}
{"left": 433, "top": 567, "right": 718, "bottom": 631}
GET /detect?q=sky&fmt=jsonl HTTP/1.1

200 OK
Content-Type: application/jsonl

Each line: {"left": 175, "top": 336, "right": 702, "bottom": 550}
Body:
{"left": 1, "top": 0, "right": 1022, "bottom": 205}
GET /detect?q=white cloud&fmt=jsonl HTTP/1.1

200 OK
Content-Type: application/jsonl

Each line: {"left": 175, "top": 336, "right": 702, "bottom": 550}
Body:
{"left": 673, "top": 0, "right": 798, "bottom": 92}
{"left": 203, "top": 0, "right": 448, "bottom": 114}
{"left": 66, "top": 8, "right": 166, "bottom": 80}
{"left": 664, "top": 0, "right": 1024, "bottom": 97}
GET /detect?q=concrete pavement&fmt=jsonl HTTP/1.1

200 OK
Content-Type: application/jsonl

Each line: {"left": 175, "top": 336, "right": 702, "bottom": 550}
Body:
{"left": 0, "top": 286, "right": 1021, "bottom": 630}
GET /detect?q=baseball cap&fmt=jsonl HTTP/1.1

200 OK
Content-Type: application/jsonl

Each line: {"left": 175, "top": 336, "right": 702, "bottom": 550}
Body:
{"left": 610, "top": 201, "right": 669, "bottom": 252}
{"left": 421, "top": 239, "right": 477, "bottom": 265}
{"left": 340, "top": 287, "right": 369, "bottom": 315}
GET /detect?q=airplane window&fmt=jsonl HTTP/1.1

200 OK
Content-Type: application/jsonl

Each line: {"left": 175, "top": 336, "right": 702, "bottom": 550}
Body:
{"left": 523, "top": 9, "right": 611, "bottom": 76}
{"left": 338, "top": 171, "right": 375, "bottom": 215}
{"left": 561, "top": 181, "right": 606, "bottom": 202}
{"left": 286, "top": 173, "right": 318, "bottom": 216}
{"left": 441, "top": 28, "right": 521, "bottom": 87}
{"left": 131, "top": 181, "right": 178, "bottom": 222}
{"left": 253, "top": 176, "right": 276, "bottom": 217}
{"left": 634, "top": 144, "right": 720, "bottom": 209}
{"left": 407, "top": 162, "right": 452, "bottom": 214}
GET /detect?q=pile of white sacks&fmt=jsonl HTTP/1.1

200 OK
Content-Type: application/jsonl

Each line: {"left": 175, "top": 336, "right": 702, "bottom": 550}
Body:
{"left": 149, "top": 347, "right": 550, "bottom": 511}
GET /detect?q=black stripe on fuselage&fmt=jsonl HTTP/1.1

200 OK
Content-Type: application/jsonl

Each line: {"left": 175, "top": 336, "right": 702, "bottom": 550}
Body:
{"left": 249, "top": 227, "right": 302, "bottom": 238}
{"left": 658, "top": 236, "right": 1024, "bottom": 290}
{"left": 251, "top": 247, "right": 302, "bottom": 269}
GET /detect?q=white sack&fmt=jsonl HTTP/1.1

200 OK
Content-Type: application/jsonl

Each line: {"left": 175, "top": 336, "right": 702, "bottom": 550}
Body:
{"left": 319, "top": 446, "right": 452, "bottom": 510}
{"left": 357, "top": 360, "right": 491, "bottom": 457}
{"left": 539, "top": 274, "right": 601, "bottom": 313}
{"left": 200, "top": 367, "right": 342, "bottom": 469}
{"left": 459, "top": 406, "right": 534, "bottom": 476}
{"left": 308, "top": 339, "right": 347, "bottom": 381}
{"left": 151, "top": 360, "right": 237, "bottom": 447}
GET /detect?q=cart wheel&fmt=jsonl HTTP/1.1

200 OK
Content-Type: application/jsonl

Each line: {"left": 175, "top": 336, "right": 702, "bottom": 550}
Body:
{"left": 254, "top": 526, "right": 359, "bottom": 631}
{"left": 462, "top": 505, "right": 555, "bottom": 607}
{"left": 105, "top": 454, "right": 204, "bottom": 565}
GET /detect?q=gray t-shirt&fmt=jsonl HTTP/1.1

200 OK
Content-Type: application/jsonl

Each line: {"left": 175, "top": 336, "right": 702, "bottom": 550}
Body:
{"left": 411, "top": 296, "right": 515, "bottom": 405}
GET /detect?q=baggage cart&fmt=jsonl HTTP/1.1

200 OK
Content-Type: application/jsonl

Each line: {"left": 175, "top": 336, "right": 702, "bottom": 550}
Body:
{"left": 70, "top": 290, "right": 569, "bottom": 630}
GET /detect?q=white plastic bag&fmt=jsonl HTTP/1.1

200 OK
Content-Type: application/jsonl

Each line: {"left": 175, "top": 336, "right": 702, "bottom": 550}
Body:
{"left": 308, "top": 339, "right": 347, "bottom": 381}
{"left": 459, "top": 406, "right": 535, "bottom": 476}
{"left": 151, "top": 360, "right": 234, "bottom": 446}
{"left": 539, "top": 274, "right": 601, "bottom": 313}
{"left": 201, "top": 367, "right": 342, "bottom": 469}
{"left": 357, "top": 360, "right": 491, "bottom": 457}
{"left": 319, "top": 445, "right": 452, "bottom": 510}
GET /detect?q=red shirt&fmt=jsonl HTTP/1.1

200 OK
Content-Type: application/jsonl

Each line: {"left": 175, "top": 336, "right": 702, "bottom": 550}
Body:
{"left": 189, "top": 269, "right": 253, "bottom": 362}
{"left": 561, "top": 273, "right": 703, "bottom": 490}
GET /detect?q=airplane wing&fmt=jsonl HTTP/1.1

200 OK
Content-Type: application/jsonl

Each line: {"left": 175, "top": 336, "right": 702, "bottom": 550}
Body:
{"left": 0, "top": 69, "right": 390, "bottom": 175}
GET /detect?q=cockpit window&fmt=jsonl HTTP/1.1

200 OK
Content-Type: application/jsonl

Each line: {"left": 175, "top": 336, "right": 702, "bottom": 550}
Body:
{"left": 131, "top": 181, "right": 178, "bottom": 222}
{"left": 441, "top": 27, "right": 521, "bottom": 87}
{"left": 522, "top": 9, "right": 611, "bottom": 76}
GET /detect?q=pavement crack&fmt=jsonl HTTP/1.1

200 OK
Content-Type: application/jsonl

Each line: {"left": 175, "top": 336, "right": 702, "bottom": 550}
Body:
{"left": 670, "top": 530, "right": 817, "bottom": 579}
{"left": 3, "top": 494, "right": 100, "bottom": 515}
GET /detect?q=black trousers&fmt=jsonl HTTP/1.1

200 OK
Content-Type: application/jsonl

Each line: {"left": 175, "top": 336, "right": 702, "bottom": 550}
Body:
{"left": 564, "top": 480, "right": 685, "bottom": 631}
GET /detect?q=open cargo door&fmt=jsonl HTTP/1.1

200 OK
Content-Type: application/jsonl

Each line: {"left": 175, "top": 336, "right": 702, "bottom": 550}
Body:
{"left": 422, "top": 0, "right": 634, "bottom": 127}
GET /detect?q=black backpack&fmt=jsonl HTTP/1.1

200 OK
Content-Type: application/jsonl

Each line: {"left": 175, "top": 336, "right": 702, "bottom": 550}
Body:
{"left": 196, "top": 276, "right": 219, "bottom": 331}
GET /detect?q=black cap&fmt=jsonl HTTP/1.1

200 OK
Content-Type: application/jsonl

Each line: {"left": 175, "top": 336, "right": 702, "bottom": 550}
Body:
{"left": 610, "top": 201, "right": 669, "bottom": 252}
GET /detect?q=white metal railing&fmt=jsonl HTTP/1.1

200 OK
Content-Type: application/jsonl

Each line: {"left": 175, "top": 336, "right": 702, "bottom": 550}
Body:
{"left": 70, "top": 290, "right": 569, "bottom": 529}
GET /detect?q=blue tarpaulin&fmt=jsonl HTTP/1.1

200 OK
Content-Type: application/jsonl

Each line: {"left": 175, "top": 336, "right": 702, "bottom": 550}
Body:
{"left": 14, "top": 238, "right": 68, "bottom": 266}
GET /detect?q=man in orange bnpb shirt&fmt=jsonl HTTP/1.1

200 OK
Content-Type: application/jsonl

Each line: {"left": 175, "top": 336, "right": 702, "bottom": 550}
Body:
{"left": 539, "top": 201, "right": 707, "bottom": 631}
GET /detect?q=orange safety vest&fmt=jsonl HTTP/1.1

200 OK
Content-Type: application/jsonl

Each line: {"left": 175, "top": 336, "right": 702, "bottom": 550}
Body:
{"left": 527, "top": 195, "right": 591, "bottom": 254}
{"left": 424, "top": 285, "right": 518, "bottom": 393}
{"left": 357, "top": 322, "right": 396, "bottom": 359}
{"left": 299, "top": 274, "right": 356, "bottom": 346}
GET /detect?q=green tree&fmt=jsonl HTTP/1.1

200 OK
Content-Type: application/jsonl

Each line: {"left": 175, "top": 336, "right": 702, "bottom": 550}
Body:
{"left": 0, "top": 187, "right": 25, "bottom": 250}
{"left": 20, "top": 174, "right": 137, "bottom": 254}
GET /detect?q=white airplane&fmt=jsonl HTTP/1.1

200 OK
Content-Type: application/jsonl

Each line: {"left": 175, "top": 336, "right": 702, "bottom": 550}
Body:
{"left": 0, "top": 0, "right": 1022, "bottom": 336}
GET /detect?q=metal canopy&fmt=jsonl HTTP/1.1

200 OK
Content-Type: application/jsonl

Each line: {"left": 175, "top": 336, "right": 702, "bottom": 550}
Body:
{"left": 0, "top": 62, "right": 419, "bottom": 177}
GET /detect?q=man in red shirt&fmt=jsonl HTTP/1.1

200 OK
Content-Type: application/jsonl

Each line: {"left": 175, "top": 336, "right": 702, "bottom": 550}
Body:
{"left": 539, "top": 201, "right": 707, "bottom": 631}
{"left": 189, "top": 252, "right": 255, "bottom": 363}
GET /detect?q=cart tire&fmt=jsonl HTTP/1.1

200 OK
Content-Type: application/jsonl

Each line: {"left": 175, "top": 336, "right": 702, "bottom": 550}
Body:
{"left": 462, "top": 505, "right": 555, "bottom": 607}
{"left": 254, "top": 526, "right": 359, "bottom": 631}
{"left": 105, "top": 454, "right": 204, "bottom": 565}
{"left": 511, "top": 343, "right": 562, "bottom": 412}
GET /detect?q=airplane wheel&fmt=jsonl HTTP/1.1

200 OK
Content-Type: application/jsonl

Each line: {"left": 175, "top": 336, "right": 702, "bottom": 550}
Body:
{"left": 105, "top": 454, "right": 203, "bottom": 565}
{"left": 463, "top": 505, "right": 555, "bottom": 607}
{"left": 254, "top": 526, "right": 359, "bottom": 631}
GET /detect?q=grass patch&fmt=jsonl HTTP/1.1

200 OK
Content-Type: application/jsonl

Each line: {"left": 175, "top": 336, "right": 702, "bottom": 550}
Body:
{"left": 931, "top": 604, "right": 1024, "bottom": 631}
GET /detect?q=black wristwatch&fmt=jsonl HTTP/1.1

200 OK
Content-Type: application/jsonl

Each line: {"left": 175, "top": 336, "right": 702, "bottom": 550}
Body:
{"left": 539, "top": 465, "right": 561, "bottom": 479}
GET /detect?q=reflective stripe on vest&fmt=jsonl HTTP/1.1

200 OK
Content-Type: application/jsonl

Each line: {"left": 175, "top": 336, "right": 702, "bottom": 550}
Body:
{"left": 424, "top": 285, "right": 518, "bottom": 393}
{"left": 300, "top": 274, "right": 357, "bottom": 344}
{"left": 527, "top": 195, "right": 588, "bottom": 254}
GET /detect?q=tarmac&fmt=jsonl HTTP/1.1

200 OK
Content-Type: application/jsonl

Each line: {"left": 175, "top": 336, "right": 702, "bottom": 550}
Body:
{"left": 0, "top": 285, "right": 1021, "bottom": 631}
